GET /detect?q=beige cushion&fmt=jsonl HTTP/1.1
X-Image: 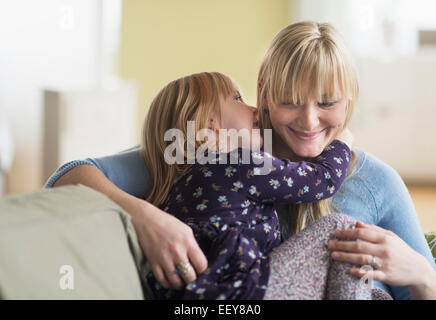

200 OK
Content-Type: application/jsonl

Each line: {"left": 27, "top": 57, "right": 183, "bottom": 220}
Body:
{"left": 0, "top": 184, "right": 151, "bottom": 299}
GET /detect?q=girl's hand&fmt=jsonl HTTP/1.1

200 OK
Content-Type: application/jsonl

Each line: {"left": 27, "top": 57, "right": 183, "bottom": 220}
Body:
{"left": 131, "top": 200, "right": 208, "bottom": 290}
{"left": 327, "top": 221, "right": 436, "bottom": 292}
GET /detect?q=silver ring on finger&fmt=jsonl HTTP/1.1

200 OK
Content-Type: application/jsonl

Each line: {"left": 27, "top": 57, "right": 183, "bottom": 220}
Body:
{"left": 369, "top": 255, "right": 382, "bottom": 269}
{"left": 176, "top": 261, "right": 192, "bottom": 277}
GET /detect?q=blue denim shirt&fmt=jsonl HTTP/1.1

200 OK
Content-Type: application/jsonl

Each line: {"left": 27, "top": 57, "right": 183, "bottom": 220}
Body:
{"left": 45, "top": 147, "right": 436, "bottom": 300}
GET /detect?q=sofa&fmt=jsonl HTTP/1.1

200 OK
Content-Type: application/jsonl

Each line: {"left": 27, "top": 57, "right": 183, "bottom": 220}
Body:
{"left": 0, "top": 184, "right": 153, "bottom": 299}
{"left": 0, "top": 184, "right": 435, "bottom": 299}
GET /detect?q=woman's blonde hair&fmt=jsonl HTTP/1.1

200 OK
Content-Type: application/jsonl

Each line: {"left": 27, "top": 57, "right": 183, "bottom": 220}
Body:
{"left": 142, "top": 72, "right": 237, "bottom": 207}
{"left": 257, "top": 21, "right": 359, "bottom": 235}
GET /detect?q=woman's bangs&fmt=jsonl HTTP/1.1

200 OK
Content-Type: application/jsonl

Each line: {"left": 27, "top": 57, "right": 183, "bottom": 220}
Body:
{"left": 271, "top": 44, "right": 349, "bottom": 105}
{"left": 313, "top": 60, "right": 345, "bottom": 103}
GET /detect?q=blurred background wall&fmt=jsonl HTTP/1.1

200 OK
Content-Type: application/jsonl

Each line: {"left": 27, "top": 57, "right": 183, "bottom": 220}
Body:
{"left": 0, "top": 0, "right": 289, "bottom": 195}
{"left": 0, "top": 0, "right": 435, "bottom": 229}
{"left": 0, "top": 0, "right": 137, "bottom": 195}
{"left": 118, "top": 0, "right": 288, "bottom": 141}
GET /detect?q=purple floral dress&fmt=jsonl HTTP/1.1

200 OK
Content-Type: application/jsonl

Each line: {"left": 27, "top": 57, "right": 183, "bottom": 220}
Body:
{"left": 147, "top": 140, "right": 351, "bottom": 300}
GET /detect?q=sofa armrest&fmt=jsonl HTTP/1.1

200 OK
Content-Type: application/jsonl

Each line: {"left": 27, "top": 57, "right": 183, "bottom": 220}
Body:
{"left": 0, "top": 184, "right": 146, "bottom": 299}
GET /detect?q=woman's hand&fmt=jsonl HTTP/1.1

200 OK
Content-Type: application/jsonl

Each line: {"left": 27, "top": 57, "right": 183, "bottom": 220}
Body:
{"left": 327, "top": 221, "right": 436, "bottom": 299}
{"left": 53, "top": 164, "right": 208, "bottom": 291}
{"left": 131, "top": 200, "right": 208, "bottom": 290}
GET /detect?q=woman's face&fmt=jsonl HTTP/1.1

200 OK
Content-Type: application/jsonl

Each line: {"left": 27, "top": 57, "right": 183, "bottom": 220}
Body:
{"left": 268, "top": 94, "right": 348, "bottom": 159}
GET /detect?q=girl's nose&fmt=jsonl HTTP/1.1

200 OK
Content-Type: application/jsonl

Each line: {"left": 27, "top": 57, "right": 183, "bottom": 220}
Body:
{"left": 245, "top": 103, "right": 258, "bottom": 115}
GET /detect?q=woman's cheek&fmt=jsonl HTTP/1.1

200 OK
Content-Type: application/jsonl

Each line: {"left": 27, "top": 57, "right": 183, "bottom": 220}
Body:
{"left": 270, "top": 106, "right": 295, "bottom": 126}
{"left": 326, "top": 107, "right": 347, "bottom": 135}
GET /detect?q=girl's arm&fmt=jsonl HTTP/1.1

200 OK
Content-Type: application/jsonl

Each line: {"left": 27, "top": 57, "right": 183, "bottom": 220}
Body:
{"left": 239, "top": 140, "right": 351, "bottom": 204}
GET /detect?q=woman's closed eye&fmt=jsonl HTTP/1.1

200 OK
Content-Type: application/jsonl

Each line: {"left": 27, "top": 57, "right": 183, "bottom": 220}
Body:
{"left": 280, "top": 101, "right": 337, "bottom": 108}
{"left": 318, "top": 101, "right": 336, "bottom": 108}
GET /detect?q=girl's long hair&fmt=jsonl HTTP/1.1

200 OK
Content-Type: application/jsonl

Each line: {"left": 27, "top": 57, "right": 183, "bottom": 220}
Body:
{"left": 257, "top": 21, "right": 359, "bottom": 235}
{"left": 141, "top": 72, "right": 236, "bottom": 207}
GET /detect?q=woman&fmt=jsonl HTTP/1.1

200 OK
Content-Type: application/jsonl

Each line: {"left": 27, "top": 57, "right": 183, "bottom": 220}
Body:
{"left": 46, "top": 21, "right": 436, "bottom": 299}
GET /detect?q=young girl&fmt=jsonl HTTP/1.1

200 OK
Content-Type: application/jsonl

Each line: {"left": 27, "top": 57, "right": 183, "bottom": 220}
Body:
{"left": 142, "top": 72, "right": 358, "bottom": 300}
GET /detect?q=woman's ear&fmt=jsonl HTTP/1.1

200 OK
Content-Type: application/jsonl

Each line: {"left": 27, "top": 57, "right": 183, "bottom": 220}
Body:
{"left": 262, "top": 95, "right": 270, "bottom": 114}
{"left": 208, "top": 118, "right": 220, "bottom": 132}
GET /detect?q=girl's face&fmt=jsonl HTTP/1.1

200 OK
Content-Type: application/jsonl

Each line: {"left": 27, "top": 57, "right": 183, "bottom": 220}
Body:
{"left": 212, "top": 91, "right": 262, "bottom": 151}
{"left": 268, "top": 93, "right": 347, "bottom": 159}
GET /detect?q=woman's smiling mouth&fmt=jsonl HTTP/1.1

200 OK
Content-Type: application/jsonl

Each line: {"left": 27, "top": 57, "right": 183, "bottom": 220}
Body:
{"left": 288, "top": 127, "right": 324, "bottom": 141}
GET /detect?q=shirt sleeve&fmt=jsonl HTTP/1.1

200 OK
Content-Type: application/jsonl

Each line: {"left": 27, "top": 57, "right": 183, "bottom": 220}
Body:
{"left": 44, "top": 147, "right": 153, "bottom": 199}
{"left": 238, "top": 140, "right": 351, "bottom": 204}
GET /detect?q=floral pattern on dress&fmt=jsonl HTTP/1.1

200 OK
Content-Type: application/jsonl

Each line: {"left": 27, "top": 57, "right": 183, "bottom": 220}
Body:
{"left": 147, "top": 140, "right": 351, "bottom": 300}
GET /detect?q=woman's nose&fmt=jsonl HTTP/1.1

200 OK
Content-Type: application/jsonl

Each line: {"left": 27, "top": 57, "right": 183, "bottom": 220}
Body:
{"left": 297, "top": 104, "right": 320, "bottom": 131}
